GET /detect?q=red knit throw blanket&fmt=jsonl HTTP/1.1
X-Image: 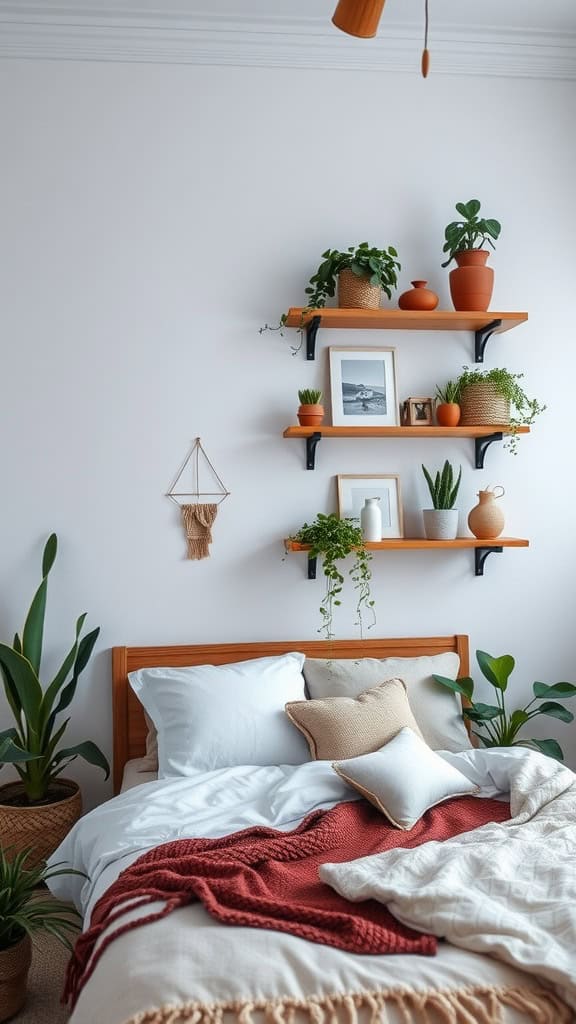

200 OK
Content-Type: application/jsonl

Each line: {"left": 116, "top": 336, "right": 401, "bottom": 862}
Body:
{"left": 65, "top": 795, "right": 509, "bottom": 1009}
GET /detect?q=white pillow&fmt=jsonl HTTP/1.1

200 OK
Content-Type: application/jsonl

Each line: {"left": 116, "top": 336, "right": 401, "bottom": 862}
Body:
{"left": 129, "top": 653, "right": 310, "bottom": 776}
{"left": 303, "top": 654, "right": 470, "bottom": 752}
{"left": 332, "top": 728, "right": 477, "bottom": 830}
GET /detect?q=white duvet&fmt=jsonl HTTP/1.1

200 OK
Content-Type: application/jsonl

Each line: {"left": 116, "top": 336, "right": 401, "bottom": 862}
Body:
{"left": 321, "top": 747, "right": 576, "bottom": 1010}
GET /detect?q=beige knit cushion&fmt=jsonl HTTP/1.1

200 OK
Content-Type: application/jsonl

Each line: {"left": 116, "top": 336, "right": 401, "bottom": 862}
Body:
{"left": 285, "top": 679, "right": 423, "bottom": 761}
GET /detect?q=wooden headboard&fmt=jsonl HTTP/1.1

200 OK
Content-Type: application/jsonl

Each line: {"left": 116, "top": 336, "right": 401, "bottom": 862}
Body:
{"left": 111, "top": 635, "right": 469, "bottom": 794}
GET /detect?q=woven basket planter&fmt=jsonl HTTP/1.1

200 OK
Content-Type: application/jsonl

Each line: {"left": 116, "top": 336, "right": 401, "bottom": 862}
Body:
{"left": 0, "top": 779, "right": 82, "bottom": 868}
{"left": 337, "top": 268, "right": 381, "bottom": 309}
{"left": 0, "top": 934, "right": 32, "bottom": 1022}
{"left": 459, "top": 383, "right": 510, "bottom": 425}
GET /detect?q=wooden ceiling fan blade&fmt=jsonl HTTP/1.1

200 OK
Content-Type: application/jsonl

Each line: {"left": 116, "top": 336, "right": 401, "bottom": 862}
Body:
{"left": 331, "top": 0, "right": 387, "bottom": 39}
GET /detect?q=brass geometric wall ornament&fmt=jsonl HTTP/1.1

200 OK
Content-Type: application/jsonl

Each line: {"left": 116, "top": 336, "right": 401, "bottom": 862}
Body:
{"left": 166, "top": 438, "right": 230, "bottom": 560}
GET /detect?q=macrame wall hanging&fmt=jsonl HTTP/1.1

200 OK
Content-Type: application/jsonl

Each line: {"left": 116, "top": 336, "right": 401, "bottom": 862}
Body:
{"left": 166, "top": 438, "right": 230, "bottom": 560}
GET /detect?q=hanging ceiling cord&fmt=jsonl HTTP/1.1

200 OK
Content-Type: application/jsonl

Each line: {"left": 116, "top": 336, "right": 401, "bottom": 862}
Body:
{"left": 422, "top": 0, "right": 430, "bottom": 77}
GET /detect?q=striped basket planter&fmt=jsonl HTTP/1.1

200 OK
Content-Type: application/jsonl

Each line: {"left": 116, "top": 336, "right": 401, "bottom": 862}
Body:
{"left": 459, "top": 382, "right": 510, "bottom": 425}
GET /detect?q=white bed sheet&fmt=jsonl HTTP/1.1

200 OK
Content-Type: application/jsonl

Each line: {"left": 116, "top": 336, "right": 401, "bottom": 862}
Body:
{"left": 48, "top": 755, "right": 568, "bottom": 1024}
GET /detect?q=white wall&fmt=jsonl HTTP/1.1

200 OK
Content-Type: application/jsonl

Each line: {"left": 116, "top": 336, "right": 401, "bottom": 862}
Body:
{"left": 1, "top": 60, "right": 576, "bottom": 805}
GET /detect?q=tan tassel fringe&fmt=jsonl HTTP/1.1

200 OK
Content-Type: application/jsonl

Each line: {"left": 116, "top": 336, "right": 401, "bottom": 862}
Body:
{"left": 181, "top": 504, "right": 218, "bottom": 560}
{"left": 121, "top": 984, "right": 573, "bottom": 1024}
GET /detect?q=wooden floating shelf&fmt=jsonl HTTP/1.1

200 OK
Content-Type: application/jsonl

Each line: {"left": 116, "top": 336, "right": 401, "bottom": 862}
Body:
{"left": 283, "top": 425, "right": 530, "bottom": 471}
{"left": 284, "top": 308, "right": 528, "bottom": 362}
{"left": 285, "top": 538, "right": 530, "bottom": 578}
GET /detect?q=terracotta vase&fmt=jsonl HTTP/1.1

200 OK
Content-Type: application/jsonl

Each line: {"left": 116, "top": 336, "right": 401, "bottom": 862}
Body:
{"left": 436, "top": 402, "right": 461, "bottom": 427}
{"left": 0, "top": 934, "right": 32, "bottom": 1022}
{"left": 449, "top": 250, "right": 494, "bottom": 312}
{"left": 297, "top": 404, "right": 324, "bottom": 427}
{"left": 337, "top": 269, "right": 381, "bottom": 309}
{"left": 0, "top": 779, "right": 82, "bottom": 868}
{"left": 398, "top": 280, "right": 439, "bottom": 311}
{"left": 468, "top": 486, "right": 505, "bottom": 540}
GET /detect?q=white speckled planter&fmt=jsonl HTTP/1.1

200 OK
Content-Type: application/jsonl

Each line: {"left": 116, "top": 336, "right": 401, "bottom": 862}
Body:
{"left": 422, "top": 509, "right": 459, "bottom": 541}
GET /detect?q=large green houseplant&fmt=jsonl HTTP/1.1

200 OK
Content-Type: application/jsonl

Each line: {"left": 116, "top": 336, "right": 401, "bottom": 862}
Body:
{"left": 0, "top": 846, "right": 81, "bottom": 1021}
{"left": 441, "top": 199, "right": 501, "bottom": 312}
{"left": 434, "top": 649, "right": 576, "bottom": 761}
{"left": 290, "top": 513, "right": 375, "bottom": 640}
{"left": 0, "top": 534, "right": 109, "bottom": 863}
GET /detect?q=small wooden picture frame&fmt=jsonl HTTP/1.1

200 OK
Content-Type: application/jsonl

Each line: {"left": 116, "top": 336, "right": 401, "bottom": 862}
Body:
{"left": 401, "top": 396, "right": 434, "bottom": 426}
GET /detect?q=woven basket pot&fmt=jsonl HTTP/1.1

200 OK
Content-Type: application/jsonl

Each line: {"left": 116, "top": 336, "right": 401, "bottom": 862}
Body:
{"left": 0, "top": 779, "right": 82, "bottom": 868}
{"left": 337, "top": 268, "right": 381, "bottom": 309}
{"left": 0, "top": 934, "right": 32, "bottom": 1022}
{"left": 459, "top": 383, "right": 510, "bottom": 426}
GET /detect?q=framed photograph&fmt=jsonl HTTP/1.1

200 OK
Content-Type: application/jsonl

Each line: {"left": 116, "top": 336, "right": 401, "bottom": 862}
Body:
{"left": 337, "top": 475, "right": 404, "bottom": 538}
{"left": 329, "top": 347, "right": 399, "bottom": 427}
{"left": 401, "top": 396, "right": 434, "bottom": 426}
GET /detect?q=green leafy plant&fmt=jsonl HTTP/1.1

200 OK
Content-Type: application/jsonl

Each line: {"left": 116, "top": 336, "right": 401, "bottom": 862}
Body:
{"left": 441, "top": 199, "right": 501, "bottom": 268}
{"left": 298, "top": 388, "right": 322, "bottom": 405}
{"left": 435, "top": 379, "right": 461, "bottom": 405}
{"left": 0, "top": 534, "right": 110, "bottom": 804}
{"left": 290, "top": 513, "right": 375, "bottom": 640}
{"left": 433, "top": 650, "right": 576, "bottom": 761}
{"left": 0, "top": 846, "right": 82, "bottom": 952}
{"left": 304, "top": 242, "right": 401, "bottom": 309}
{"left": 421, "top": 460, "right": 462, "bottom": 510}
{"left": 456, "top": 366, "right": 546, "bottom": 454}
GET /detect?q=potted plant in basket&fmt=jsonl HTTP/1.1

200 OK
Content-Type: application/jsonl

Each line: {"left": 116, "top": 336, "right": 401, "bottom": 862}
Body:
{"left": 441, "top": 199, "right": 501, "bottom": 311}
{"left": 304, "top": 242, "right": 401, "bottom": 311}
{"left": 433, "top": 649, "right": 576, "bottom": 761}
{"left": 0, "top": 534, "right": 109, "bottom": 867}
{"left": 0, "top": 846, "right": 82, "bottom": 1021}
{"left": 289, "top": 513, "right": 376, "bottom": 640}
{"left": 434, "top": 379, "right": 461, "bottom": 427}
{"left": 455, "top": 366, "right": 545, "bottom": 453}
{"left": 297, "top": 389, "right": 324, "bottom": 427}
{"left": 421, "top": 460, "right": 462, "bottom": 540}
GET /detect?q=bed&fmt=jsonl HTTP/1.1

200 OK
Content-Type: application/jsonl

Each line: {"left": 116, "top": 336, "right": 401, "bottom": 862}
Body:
{"left": 49, "top": 636, "right": 575, "bottom": 1024}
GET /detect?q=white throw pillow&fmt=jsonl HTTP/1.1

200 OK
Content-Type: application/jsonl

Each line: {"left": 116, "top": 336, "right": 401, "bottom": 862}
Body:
{"left": 303, "top": 653, "right": 470, "bottom": 752}
{"left": 129, "top": 653, "right": 310, "bottom": 776}
{"left": 333, "top": 727, "right": 477, "bottom": 830}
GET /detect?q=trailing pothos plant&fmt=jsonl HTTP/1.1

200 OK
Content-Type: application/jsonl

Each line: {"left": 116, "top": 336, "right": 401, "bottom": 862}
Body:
{"left": 290, "top": 513, "right": 376, "bottom": 640}
{"left": 456, "top": 366, "right": 546, "bottom": 454}
{"left": 433, "top": 649, "right": 576, "bottom": 761}
{"left": 0, "top": 534, "right": 110, "bottom": 804}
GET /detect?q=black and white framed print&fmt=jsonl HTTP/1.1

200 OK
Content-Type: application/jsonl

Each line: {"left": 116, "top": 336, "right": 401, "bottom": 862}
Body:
{"left": 329, "top": 347, "right": 399, "bottom": 427}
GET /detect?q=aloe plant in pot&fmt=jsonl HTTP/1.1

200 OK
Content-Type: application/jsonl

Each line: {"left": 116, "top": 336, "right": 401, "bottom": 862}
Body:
{"left": 421, "top": 460, "right": 462, "bottom": 540}
{"left": 0, "top": 534, "right": 110, "bottom": 866}
{"left": 297, "top": 389, "right": 324, "bottom": 427}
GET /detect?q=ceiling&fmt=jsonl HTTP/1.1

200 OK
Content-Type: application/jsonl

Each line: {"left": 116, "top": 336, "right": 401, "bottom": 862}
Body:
{"left": 1, "top": 0, "right": 575, "bottom": 77}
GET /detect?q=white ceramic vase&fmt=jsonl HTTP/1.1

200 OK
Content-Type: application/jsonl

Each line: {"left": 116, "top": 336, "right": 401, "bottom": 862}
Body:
{"left": 423, "top": 509, "right": 459, "bottom": 541}
{"left": 360, "top": 498, "right": 382, "bottom": 541}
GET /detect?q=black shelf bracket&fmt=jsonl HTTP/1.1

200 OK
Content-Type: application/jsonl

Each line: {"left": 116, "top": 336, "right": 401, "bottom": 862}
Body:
{"left": 306, "top": 316, "right": 322, "bottom": 361}
{"left": 306, "top": 431, "right": 322, "bottom": 470}
{"left": 475, "top": 546, "right": 503, "bottom": 576}
{"left": 307, "top": 555, "right": 318, "bottom": 580}
{"left": 475, "top": 431, "right": 503, "bottom": 469}
{"left": 475, "top": 318, "right": 502, "bottom": 363}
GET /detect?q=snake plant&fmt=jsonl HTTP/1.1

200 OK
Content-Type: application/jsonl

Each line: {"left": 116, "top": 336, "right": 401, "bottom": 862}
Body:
{"left": 422, "top": 460, "right": 462, "bottom": 510}
{"left": 0, "top": 534, "right": 109, "bottom": 804}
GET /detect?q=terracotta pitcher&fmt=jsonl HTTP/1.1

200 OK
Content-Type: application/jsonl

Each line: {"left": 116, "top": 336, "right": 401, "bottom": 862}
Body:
{"left": 468, "top": 486, "right": 505, "bottom": 540}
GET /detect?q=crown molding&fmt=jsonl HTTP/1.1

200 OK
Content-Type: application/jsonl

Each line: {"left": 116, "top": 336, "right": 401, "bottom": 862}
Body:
{"left": 0, "top": 6, "right": 575, "bottom": 79}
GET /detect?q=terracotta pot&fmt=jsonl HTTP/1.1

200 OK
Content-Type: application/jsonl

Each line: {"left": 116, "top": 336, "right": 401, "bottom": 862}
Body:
{"left": 436, "top": 402, "right": 461, "bottom": 427}
{"left": 398, "top": 280, "right": 439, "bottom": 311}
{"left": 0, "top": 934, "right": 32, "bottom": 1022}
{"left": 468, "top": 486, "right": 505, "bottom": 540}
{"left": 332, "top": 0, "right": 386, "bottom": 38}
{"left": 337, "top": 268, "right": 381, "bottom": 309}
{"left": 297, "top": 404, "right": 324, "bottom": 427}
{"left": 449, "top": 250, "right": 494, "bottom": 312}
{"left": 0, "top": 779, "right": 82, "bottom": 868}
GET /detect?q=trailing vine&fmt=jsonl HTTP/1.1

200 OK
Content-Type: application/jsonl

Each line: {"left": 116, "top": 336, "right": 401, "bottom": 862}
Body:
{"left": 291, "top": 513, "right": 376, "bottom": 640}
{"left": 456, "top": 366, "right": 546, "bottom": 454}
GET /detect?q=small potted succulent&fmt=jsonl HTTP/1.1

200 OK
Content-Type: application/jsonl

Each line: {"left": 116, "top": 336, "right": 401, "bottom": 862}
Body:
{"left": 434, "top": 379, "right": 461, "bottom": 427}
{"left": 455, "top": 366, "right": 545, "bottom": 453}
{"left": 434, "top": 649, "right": 576, "bottom": 761}
{"left": 305, "top": 242, "right": 401, "bottom": 310}
{"left": 421, "top": 460, "right": 462, "bottom": 540}
{"left": 0, "top": 846, "right": 81, "bottom": 1021}
{"left": 297, "top": 389, "right": 324, "bottom": 427}
{"left": 441, "top": 199, "right": 501, "bottom": 311}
